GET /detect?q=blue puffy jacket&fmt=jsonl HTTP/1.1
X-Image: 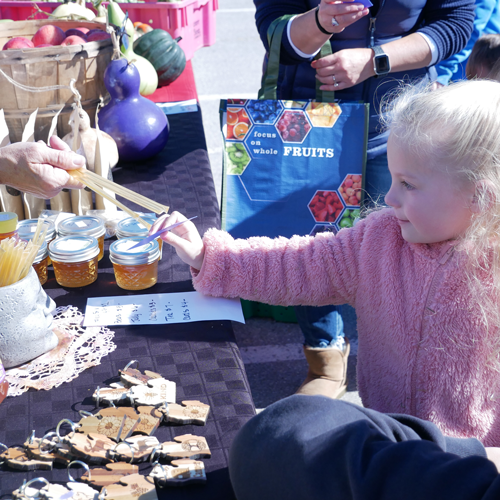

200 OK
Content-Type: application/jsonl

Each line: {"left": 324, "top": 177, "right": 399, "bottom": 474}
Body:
{"left": 254, "top": 0, "right": 475, "bottom": 158}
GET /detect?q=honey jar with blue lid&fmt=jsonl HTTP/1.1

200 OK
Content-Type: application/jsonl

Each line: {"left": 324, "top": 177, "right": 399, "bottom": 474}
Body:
{"left": 109, "top": 237, "right": 160, "bottom": 291}
{"left": 58, "top": 216, "right": 106, "bottom": 261}
{"left": 0, "top": 212, "right": 18, "bottom": 242}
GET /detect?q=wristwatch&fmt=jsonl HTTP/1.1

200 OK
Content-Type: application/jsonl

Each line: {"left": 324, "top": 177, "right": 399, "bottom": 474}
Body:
{"left": 372, "top": 46, "right": 391, "bottom": 76}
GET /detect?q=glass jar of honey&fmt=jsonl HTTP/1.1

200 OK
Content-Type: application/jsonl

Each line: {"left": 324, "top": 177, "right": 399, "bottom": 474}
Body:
{"left": 58, "top": 216, "right": 106, "bottom": 261}
{"left": 17, "top": 218, "right": 56, "bottom": 264}
{"left": 109, "top": 237, "right": 160, "bottom": 291}
{"left": 49, "top": 236, "right": 99, "bottom": 288}
{"left": 0, "top": 212, "right": 18, "bottom": 242}
{"left": 116, "top": 216, "right": 162, "bottom": 255}
{"left": 32, "top": 240, "right": 49, "bottom": 286}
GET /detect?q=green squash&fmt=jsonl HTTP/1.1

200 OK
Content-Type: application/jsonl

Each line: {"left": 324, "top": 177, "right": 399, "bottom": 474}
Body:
{"left": 133, "top": 29, "right": 186, "bottom": 87}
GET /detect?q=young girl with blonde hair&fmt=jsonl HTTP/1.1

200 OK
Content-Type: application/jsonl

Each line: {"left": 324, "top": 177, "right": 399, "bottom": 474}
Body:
{"left": 152, "top": 79, "right": 500, "bottom": 445}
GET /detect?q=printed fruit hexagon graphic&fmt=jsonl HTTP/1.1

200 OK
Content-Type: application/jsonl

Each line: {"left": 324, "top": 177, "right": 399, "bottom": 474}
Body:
{"left": 226, "top": 107, "right": 252, "bottom": 140}
{"left": 305, "top": 102, "right": 342, "bottom": 128}
{"left": 338, "top": 174, "right": 362, "bottom": 207}
{"left": 308, "top": 190, "right": 345, "bottom": 223}
{"left": 245, "top": 100, "right": 282, "bottom": 125}
{"left": 225, "top": 142, "right": 251, "bottom": 175}
{"left": 276, "top": 110, "right": 312, "bottom": 143}
{"left": 337, "top": 208, "right": 361, "bottom": 229}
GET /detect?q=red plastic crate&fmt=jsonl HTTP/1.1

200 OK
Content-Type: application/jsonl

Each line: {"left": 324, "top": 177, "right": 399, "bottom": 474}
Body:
{"left": 0, "top": 0, "right": 218, "bottom": 60}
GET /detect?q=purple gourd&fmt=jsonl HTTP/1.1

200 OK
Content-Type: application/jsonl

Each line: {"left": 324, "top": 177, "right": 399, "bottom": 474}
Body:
{"left": 98, "top": 58, "right": 169, "bottom": 162}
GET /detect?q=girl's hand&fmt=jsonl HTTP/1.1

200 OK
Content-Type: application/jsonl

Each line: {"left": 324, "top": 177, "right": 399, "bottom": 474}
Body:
{"left": 150, "top": 211, "right": 205, "bottom": 271}
{"left": 312, "top": 47, "right": 375, "bottom": 91}
{"left": 317, "top": 0, "right": 369, "bottom": 34}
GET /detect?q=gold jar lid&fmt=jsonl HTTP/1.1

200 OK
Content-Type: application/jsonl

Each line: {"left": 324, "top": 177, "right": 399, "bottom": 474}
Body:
{"left": 49, "top": 236, "right": 99, "bottom": 263}
{"left": 109, "top": 237, "right": 160, "bottom": 266}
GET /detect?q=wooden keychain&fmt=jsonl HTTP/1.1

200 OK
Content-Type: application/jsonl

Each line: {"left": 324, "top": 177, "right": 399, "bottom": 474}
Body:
{"left": 0, "top": 445, "right": 53, "bottom": 471}
{"left": 103, "top": 473, "right": 157, "bottom": 500}
{"left": 119, "top": 360, "right": 162, "bottom": 386}
{"left": 152, "top": 434, "right": 211, "bottom": 461}
{"left": 130, "top": 378, "right": 176, "bottom": 407}
{"left": 80, "top": 463, "right": 139, "bottom": 489}
{"left": 149, "top": 459, "right": 206, "bottom": 487}
{"left": 93, "top": 383, "right": 134, "bottom": 407}
{"left": 161, "top": 400, "right": 210, "bottom": 425}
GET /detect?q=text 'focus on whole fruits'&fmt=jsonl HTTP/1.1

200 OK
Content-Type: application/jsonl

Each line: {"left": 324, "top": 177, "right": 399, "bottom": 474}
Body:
{"left": 98, "top": 58, "right": 169, "bottom": 162}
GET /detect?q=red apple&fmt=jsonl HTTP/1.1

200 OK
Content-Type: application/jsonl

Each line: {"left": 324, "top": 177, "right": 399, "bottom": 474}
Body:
{"left": 2, "top": 37, "right": 34, "bottom": 50}
{"left": 60, "top": 35, "right": 87, "bottom": 46}
{"left": 32, "top": 25, "right": 66, "bottom": 47}
{"left": 65, "top": 28, "right": 88, "bottom": 40}
{"left": 75, "top": 26, "right": 90, "bottom": 34}
{"left": 87, "top": 31, "right": 110, "bottom": 42}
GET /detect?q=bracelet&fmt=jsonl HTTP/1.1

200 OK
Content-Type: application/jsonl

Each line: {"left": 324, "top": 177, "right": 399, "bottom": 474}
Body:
{"left": 314, "top": 6, "right": 334, "bottom": 36}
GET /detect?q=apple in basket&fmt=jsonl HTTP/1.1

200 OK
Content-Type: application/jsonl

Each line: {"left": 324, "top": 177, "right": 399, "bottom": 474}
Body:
{"left": 2, "top": 36, "right": 34, "bottom": 50}
{"left": 31, "top": 25, "right": 66, "bottom": 47}
{"left": 61, "top": 35, "right": 88, "bottom": 46}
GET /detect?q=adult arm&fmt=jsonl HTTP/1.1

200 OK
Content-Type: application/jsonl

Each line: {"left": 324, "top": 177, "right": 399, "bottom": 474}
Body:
{"left": 0, "top": 136, "right": 85, "bottom": 198}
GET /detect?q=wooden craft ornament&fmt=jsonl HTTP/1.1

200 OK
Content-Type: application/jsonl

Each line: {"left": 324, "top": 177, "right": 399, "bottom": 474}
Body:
{"left": 94, "top": 383, "right": 133, "bottom": 406}
{"left": 27, "top": 435, "right": 73, "bottom": 465}
{"left": 163, "top": 400, "right": 210, "bottom": 426}
{"left": 130, "top": 378, "right": 176, "bottom": 406}
{"left": 68, "top": 432, "right": 116, "bottom": 465}
{"left": 103, "top": 473, "right": 157, "bottom": 500}
{"left": 119, "top": 367, "right": 162, "bottom": 387}
{"left": 156, "top": 434, "right": 211, "bottom": 461}
{"left": 149, "top": 459, "right": 206, "bottom": 487}
{"left": 110, "top": 435, "right": 160, "bottom": 464}
{"left": 80, "top": 463, "right": 139, "bottom": 489}
{"left": 0, "top": 446, "right": 53, "bottom": 471}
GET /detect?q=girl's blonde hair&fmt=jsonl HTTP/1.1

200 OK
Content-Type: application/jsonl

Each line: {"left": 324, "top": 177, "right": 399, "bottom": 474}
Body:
{"left": 382, "top": 80, "right": 500, "bottom": 368}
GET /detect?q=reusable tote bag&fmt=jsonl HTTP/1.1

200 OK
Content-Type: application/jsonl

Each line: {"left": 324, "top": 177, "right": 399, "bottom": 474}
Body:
{"left": 220, "top": 15, "right": 369, "bottom": 240}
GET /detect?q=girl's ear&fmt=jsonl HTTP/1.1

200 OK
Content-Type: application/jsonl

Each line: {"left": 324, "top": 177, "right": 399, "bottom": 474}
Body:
{"left": 471, "top": 179, "right": 496, "bottom": 213}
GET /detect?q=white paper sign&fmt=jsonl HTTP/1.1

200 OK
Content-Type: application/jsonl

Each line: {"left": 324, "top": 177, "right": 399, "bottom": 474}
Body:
{"left": 83, "top": 291, "right": 245, "bottom": 327}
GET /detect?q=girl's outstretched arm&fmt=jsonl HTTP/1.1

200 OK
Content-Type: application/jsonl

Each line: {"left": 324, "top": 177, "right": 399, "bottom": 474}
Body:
{"left": 150, "top": 211, "right": 205, "bottom": 271}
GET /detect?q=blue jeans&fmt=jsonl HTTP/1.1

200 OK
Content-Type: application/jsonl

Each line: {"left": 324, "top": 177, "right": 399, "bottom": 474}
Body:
{"left": 295, "top": 153, "right": 389, "bottom": 347}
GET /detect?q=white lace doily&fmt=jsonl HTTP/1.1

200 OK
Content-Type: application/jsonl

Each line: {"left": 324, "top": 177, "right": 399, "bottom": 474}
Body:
{"left": 6, "top": 306, "right": 116, "bottom": 397}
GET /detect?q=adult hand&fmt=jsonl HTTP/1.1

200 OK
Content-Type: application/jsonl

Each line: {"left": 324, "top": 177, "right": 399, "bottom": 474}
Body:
{"left": 317, "top": 0, "right": 369, "bottom": 35}
{"left": 0, "top": 135, "right": 85, "bottom": 198}
{"left": 150, "top": 211, "right": 205, "bottom": 271}
{"left": 312, "top": 47, "right": 375, "bottom": 91}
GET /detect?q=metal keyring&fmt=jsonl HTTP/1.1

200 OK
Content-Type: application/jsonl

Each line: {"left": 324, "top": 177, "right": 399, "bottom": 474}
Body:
{"left": 95, "top": 386, "right": 101, "bottom": 408}
{"left": 56, "top": 419, "right": 78, "bottom": 440}
{"left": 78, "top": 410, "right": 95, "bottom": 419}
{"left": 67, "top": 460, "right": 91, "bottom": 482}
{"left": 123, "top": 360, "right": 139, "bottom": 372}
{"left": 150, "top": 461, "right": 168, "bottom": 488}
{"left": 149, "top": 445, "right": 161, "bottom": 463}
{"left": 21, "top": 477, "right": 50, "bottom": 498}
{"left": 0, "top": 442, "right": 8, "bottom": 465}
{"left": 38, "top": 432, "right": 60, "bottom": 455}
{"left": 27, "top": 430, "right": 36, "bottom": 445}
{"left": 110, "top": 441, "right": 135, "bottom": 464}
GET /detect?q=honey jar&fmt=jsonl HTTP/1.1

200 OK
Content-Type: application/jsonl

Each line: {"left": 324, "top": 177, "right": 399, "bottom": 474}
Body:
{"left": 49, "top": 236, "right": 99, "bottom": 288}
{"left": 17, "top": 218, "right": 56, "bottom": 264}
{"left": 109, "top": 237, "right": 160, "bottom": 291}
{"left": 116, "top": 216, "right": 162, "bottom": 254}
{"left": 0, "top": 212, "right": 18, "bottom": 242}
{"left": 32, "top": 240, "right": 49, "bottom": 286}
{"left": 58, "top": 216, "right": 106, "bottom": 261}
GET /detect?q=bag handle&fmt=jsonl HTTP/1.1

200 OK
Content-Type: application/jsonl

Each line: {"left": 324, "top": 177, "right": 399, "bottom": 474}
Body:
{"left": 258, "top": 14, "right": 336, "bottom": 102}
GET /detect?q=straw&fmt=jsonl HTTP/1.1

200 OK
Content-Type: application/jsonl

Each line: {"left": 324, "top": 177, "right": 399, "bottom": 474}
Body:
{"left": 69, "top": 169, "right": 169, "bottom": 216}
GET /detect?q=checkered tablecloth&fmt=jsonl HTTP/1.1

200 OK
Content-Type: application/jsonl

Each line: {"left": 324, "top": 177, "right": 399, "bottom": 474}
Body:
{"left": 0, "top": 110, "right": 256, "bottom": 499}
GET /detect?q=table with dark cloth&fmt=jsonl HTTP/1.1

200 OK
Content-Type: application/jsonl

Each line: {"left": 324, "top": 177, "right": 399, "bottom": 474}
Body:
{"left": 0, "top": 110, "right": 256, "bottom": 499}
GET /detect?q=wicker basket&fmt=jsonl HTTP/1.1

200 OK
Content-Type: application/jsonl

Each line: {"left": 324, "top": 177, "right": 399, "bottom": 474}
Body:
{"left": 0, "top": 19, "right": 112, "bottom": 143}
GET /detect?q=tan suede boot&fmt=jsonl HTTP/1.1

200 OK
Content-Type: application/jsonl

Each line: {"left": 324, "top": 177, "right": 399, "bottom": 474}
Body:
{"left": 295, "top": 339, "right": 350, "bottom": 399}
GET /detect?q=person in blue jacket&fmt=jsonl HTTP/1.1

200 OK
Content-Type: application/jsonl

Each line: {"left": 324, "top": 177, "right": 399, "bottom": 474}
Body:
{"left": 253, "top": 0, "right": 475, "bottom": 400}
{"left": 435, "top": 0, "right": 500, "bottom": 85}
{"left": 229, "top": 395, "right": 500, "bottom": 500}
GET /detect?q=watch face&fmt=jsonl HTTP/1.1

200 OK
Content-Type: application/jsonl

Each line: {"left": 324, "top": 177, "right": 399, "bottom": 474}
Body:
{"left": 375, "top": 55, "right": 390, "bottom": 74}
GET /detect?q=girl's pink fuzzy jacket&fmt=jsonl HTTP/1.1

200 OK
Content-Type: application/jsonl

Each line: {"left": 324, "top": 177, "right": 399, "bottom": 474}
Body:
{"left": 192, "top": 208, "right": 500, "bottom": 445}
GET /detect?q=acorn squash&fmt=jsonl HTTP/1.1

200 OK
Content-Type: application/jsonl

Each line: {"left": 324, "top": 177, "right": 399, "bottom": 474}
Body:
{"left": 133, "top": 29, "right": 186, "bottom": 87}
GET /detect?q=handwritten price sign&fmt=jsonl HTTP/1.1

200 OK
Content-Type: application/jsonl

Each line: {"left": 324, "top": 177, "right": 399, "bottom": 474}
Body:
{"left": 83, "top": 292, "right": 244, "bottom": 327}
